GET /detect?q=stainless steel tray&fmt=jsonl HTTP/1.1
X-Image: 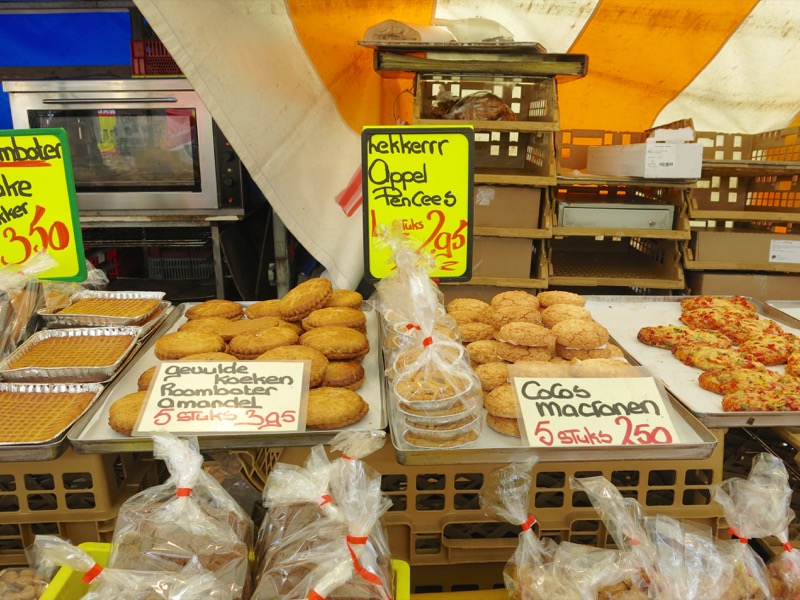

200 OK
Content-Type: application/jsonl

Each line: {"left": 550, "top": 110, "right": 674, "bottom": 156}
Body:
{"left": 38, "top": 290, "right": 166, "bottom": 328}
{"left": 0, "top": 327, "right": 141, "bottom": 383}
{"left": 766, "top": 301, "right": 800, "bottom": 325}
{"left": 0, "top": 382, "right": 104, "bottom": 461}
{"left": 68, "top": 302, "right": 387, "bottom": 453}
{"left": 584, "top": 295, "right": 800, "bottom": 428}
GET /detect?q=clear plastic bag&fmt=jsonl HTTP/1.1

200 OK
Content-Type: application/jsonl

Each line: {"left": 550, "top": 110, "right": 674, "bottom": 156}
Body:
{"left": 40, "top": 259, "right": 110, "bottom": 310}
{"left": 0, "top": 251, "right": 56, "bottom": 355}
{"left": 109, "top": 433, "right": 253, "bottom": 599}
{"left": 33, "top": 535, "right": 234, "bottom": 599}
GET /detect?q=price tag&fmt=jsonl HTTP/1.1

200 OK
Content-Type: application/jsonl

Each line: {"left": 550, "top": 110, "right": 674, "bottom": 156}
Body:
{"left": 133, "top": 360, "right": 309, "bottom": 435}
{"left": 362, "top": 126, "right": 474, "bottom": 281}
{"left": 0, "top": 129, "right": 85, "bottom": 281}
{"left": 512, "top": 377, "right": 681, "bottom": 448}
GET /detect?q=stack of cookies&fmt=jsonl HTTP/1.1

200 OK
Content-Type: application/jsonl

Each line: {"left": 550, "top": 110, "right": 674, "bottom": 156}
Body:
{"left": 108, "top": 278, "right": 371, "bottom": 435}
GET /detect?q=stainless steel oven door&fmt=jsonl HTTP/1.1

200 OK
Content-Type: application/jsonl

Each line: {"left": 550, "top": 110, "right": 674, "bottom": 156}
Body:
{"left": 5, "top": 80, "right": 221, "bottom": 214}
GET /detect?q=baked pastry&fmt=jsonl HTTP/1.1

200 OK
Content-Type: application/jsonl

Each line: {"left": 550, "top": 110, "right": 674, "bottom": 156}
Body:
{"left": 573, "top": 358, "right": 638, "bottom": 377}
{"left": 680, "top": 295, "right": 757, "bottom": 314}
{"left": 536, "top": 290, "right": 586, "bottom": 308}
{"left": 738, "top": 333, "right": 794, "bottom": 366}
{"left": 717, "top": 318, "right": 785, "bottom": 345}
{"left": 679, "top": 306, "right": 757, "bottom": 331}
{"left": 59, "top": 297, "right": 159, "bottom": 318}
{"left": 496, "top": 322, "right": 556, "bottom": 348}
{"left": 305, "top": 387, "right": 368, "bottom": 429}
{"left": 721, "top": 382, "right": 800, "bottom": 412}
{"left": 299, "top": 326, "right": 369, "bottom": 361}
{"left": 321, "top": 360, "right": 365, "bottom": 390}
{"left": 465, "top": 339, "right": 502, "bottom": 364}
{"left": 483, "top": 304, "right": 544, "bottom": 328}
{"left": 540, "top": 304, "right": 592, "bottom": 329}
{"left": 244, "top": 298, "right": 283, "bottom": 319}
{"left": 483, "top": 383, "right": 517, "bottom": 418}
{"left": 636, "top": 325, "right": 734, "bottom": 350}
{"left": 787, "top": 353, "right": 800, "bottom": 378}
{"left": 216, "top": 317, "right": 286, "bottom": 342}
{"left": 179, "top": 316, "right": 235, "bottom": 335}
{"left": 256, "top": 345, "right": 329, "bottom": 388}
{"left": 558, "top": 343, "right": 626, "bottom": 361}
{"left": 495, "top": 342, "right": 553, "bottom": 363}
{"left": 137, "top": 366, "right": 156, "bottom": 391}
{"left": 301, "top": 306, "right": 366, "bottom": 333}
{"left": 154, "top": 331, "right": 226, "bottom": 360}
{"left": 185, "top": 299, "right": 243, "bottom": 320}
{"left": 448, "top": 309, "right": 485, "bottom": 326}
{"left": 403, "top": 427, "right": 479, "bottom": 448}
{"left": 9, "top": 334, "right": 135, "bottom": 369}
{"left": 394, "top": 370, "right": 469, "bottom": 402}
{"left": 108, "top": 391, "right": 148, "bottom": 435}
{"left": 324, "top": 288, "right": 363, "bottom": 309}
{"left": 490, "top": 290, "right": 539, "bottom": 311}
{"left": 475, "top": 361, "right": 509, "bottom": 392}
{"left": 671, "top": 343, "right": 759, "bottom": 371}
{"left": 0, "top": 389, "right": 95, "bottom": 443}
{"left": 279, "top": 278, "right": 333, "bottom": 322}
{"left": 179, "top": 352, "right": 238, "bottom": 361}
{"left": 551, "top": 319, "right": 609, "bottom": 350}
{"left": 228, "top": 328, "right": 299, "bottom": 360}
{"left": 486, "top": 413, "right": 521, "bottom": 437}
{"left": 446, "top": 297, "right": 490, "bottom": 314}
{"left": 457, "top": 321, "right": 497, "bottom": 343}
{"left": 698, "top": 365, "right": 782, "bottom": 395}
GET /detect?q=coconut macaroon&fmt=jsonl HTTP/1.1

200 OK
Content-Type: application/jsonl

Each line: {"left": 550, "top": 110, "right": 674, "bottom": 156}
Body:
{"left": 494, "top": 322, "right": 556, "bottom": 362}
{"left": 551, "top": 318, "right": 613, "bottom": 360}
{"left": 540, "top": 304, "right": 593, "bottom": 329}
{"left": 490, "top": 290, "right": 539, "bottom": 311}
{"left": 536, "top": 290, "right": 586, "bottom": 308}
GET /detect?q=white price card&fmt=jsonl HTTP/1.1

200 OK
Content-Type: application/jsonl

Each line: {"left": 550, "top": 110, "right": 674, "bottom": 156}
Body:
{"left": 513, "top": 377, "right": 681, "bottom": 448}
{"left": 133, "top": 360, "right": 309, "bottom": 435}
{"left": 769, "top": 239, "right": 800, "bottom": 264}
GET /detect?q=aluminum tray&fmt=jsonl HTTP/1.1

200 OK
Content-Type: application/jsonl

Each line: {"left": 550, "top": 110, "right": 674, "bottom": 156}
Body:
{"left": 0, "top": 382, "right": 104, "bottom": 461}
{"left": 38, "top": 290, "right": 166, "bottom": 328}
{"left": 767, "top": 301, "right": 800, "bottom": 324}
{"left": 584, "top": 296, "right": 800, "bottom": 428}
{"left": 68, "top": 302, "right": 387, "bottom": 453}
{"left": 0, "top": 326, "right": 141, "bottom": 383}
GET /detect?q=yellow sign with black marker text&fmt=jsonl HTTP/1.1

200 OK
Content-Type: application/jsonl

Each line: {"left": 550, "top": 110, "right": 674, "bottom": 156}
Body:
{"left": 362, "top": 126, "right": 473, "bottom": 281}
{"left": 0, "top": 129, "right": 85, "bottom": 281}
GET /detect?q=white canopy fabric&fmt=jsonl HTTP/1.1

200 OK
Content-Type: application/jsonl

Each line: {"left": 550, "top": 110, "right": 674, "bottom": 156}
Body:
{"left": 133, "top": 0, "right": 800, "bottom": 289}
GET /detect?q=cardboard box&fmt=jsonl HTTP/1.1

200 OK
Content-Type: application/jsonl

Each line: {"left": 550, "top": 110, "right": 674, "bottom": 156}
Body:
{"left": 686, "top": 271, "right": 800, "bottom": 302}
{"left": 474, "top": 185, "right": 541, "bottom": 229}
{"left": 587, "top": 127, "right": 702, "bottom": 179}
{"left": 472, "top": 236, "right": 532, "bottom": 279}
{"left": 691, "top": 228, "right": 800, "bottom": 265}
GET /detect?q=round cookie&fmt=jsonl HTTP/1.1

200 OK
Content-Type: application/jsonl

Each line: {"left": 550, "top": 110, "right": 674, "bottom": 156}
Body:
{"left": 541, "top": 304, "right": 592, "bottom": 329}
{"left": 448, "top": 309, "right": 484, "bottom": 326}
{"left": 179, "top": 317, "right": 234, "bottom": 334}
{"left": 179, "top": 352, "right": 238, "bottom": 361}
{"left": 299, "top": 326, "right": 369, "bottom": 361}
{"left": 154, "top": 331, "right": 226, "bottom": 360}
{"left": 305, "top": 387, "right": 369, "bottom": 429}
{"left": 536, "top": 290, "right": 586, "bottom": 308}
{"left": 483, "top": 383, "right": 517, "bottom": 418}
{"left": 245, "top": 298, "right": 284, "bottom": 319}
{"left": 457, "top": 322, "right": 497, "bottom": 343}
{"left": 574, "top": 359, "right": 639, "bottom": 378}
{"left": 403, "top": 427, "right": 479, "bottom": 448}
{"left": 228, "top": 327, "right": 299, "bottom": 360}
{"left": 256, "top": 344, "right": 329, "bottom": 387}
{"left": 496, "top": 322, "right": 556, "bottom": 348}
{"left": 321, "top": 360, "right": 366, "bottom": 390}
{"left": 324, "top": 289, "right": 363, "bottom": 309}
{"left": 185, "top": 299, "right": 243, "bottom": 320}
{"left": 551, "top": 319, "right": 609, "bottom": 349}
{"left": 108, "top": 391, "right": 147, "bottom": 436}
{"left": 491, "top": 290, "right": 539, "bottom": 311}
{"left": 483, "top": 304, "right": 543, "bottom": 328}
{"left": 137, "top": 366, "right": 156, "bottom": 391}
{"left": 558, "top": 343, "right": 626, "bottom": 361}
{"left": 280, "top": 277, "right": 333, "bottom": 322}
{"left": 446, "top": 298, "right": 490, "bottom": 314}
{"left": 475, "top": 361, "right": 509, "bottom": 392}
{"left": 486, "top": 413, "right": 521, "bottom": 437}
{"left": 301, "top": 306, "right": 366, "bottom": 333}
{"left": 465, "top": 339, "right": 502, "bottom": 364}
{"left": 216, "top": 317, "right": 284, "bottom": 342}
{"left": 496, "top": 342, "right": 553, "bottom": 363}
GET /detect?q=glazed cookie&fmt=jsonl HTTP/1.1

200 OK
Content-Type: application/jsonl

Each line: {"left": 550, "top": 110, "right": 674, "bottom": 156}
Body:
{"left": 306, "top": 387, "right": 369, "bottom": 429}
{"left": 228, "top": 327, "right": 299, "bottom": 360}
{"left": 457, "top": 322, "right": 497, "bottom": 343}
{"left": 324, "top": 289, "right": 364, "bottom": 309}
{"left": 475, "top": 361, "right": 509, "bottom": 392}
{"left": 465, "top": 339, "right": 502, "bottom": 364}
{"left": 483, "top": 304, "right": 543, "bottom": 329}
{"left": 255, "top": 344, "right": 329, "bottom": 388}
{"left": 215, "top": 317, "right": 284, "bottom": 342}
{"left": 301, "top": 306, "right": 367, "bottom": 333}
{"left": 279, "top": 277, "right": 333, "bottom": 322}
{"left": 486, "top": 413, "right": 521, "bottom": 437}
{"left": 244, "top": 298, "right": 284, "bottom": 319}
{"left": 185, "top": 299, "right": 243, "bottom": 320}
{"left": 446, "top": 298, "right": 490, "bottom": 314}
{"left": 299, "top": 325, "right": 370, "bottom": 361}
{"left": 137, "top": 366, "right": 156, "bottom": 391}
{"left": 179, "top": 316, "right": 235, "bottom": 335}
{"left": 540, "top": 304, "right": 592, "bottom": 329}
{"left": 495, "top": 342, "right": 553, "bottom": 363}
{"left": 154, "top": 331, "right": 227, "bottom": 360}
{"left": 108, "top": 391, "right": 147, "bottom": 436}
{"left": 551, "top": 319, "right": 609, "bottom": 349}
{"left": 490, "top": 290, "right": 539, "bottom": 311}
{"left": 496, "top": 322, "right": 556, "bottom": 348}
{"left": 483, "top": 383, "right": 517, "bottom": 418}
{"left": 179, "top": 352, "right": 238, "bottom": 361}
{"left": 536, "top": 290, "right": 586, "bottom": 308}
{"left": 321, "top": 360, "right": 366, "bottom": 390}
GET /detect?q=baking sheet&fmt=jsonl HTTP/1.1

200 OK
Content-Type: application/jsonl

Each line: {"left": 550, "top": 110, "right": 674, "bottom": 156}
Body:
{"left": 0, "top": 382, "right": 104, "bottom": 461}
{"left": 69, "top": 302, "right": 386, "bottom": 453}
{"left": 584, "top": 296, "right": 800, "bottom": 428}
{"left": 767, "top": 301, "right": 800, "bottom": 325}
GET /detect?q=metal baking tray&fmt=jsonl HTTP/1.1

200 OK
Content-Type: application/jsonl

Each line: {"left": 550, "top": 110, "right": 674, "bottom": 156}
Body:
{"left": 0, "top": 326, "right": 141, "bottom": 383}
{"left": 0, "top": 382, "right": 104, "bottom": 461}
{"left": 766, "top": 300, "right": 800, "bottom": 324}
{"left": 38, "top": 290, "right": 166, "bottom": 328}
{"left": 68, "top": 302, "right": 387, "bottom": 453}
{"left": 584, "top": 296, "right": 800, "bottom": 428}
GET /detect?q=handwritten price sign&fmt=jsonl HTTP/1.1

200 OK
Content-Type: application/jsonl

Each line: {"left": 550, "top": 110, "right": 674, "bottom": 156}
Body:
{"left": 362, "top": 126, "right": 474, "bottom": 281}
{"left": 133, "top": 361, "right": 309, "bottom": 435}
{"left": 512, "top": 377, "right": 681, "bottom": 448}
{"left": 0, "top": 129, "right": 85, "bottom": 281}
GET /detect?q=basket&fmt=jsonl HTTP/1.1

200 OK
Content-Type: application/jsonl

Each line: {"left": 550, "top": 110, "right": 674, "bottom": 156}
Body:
{"left": 557, "top": 129, "right": 650, "bottom": 175}
{"left": 41, "top": 542, "right": 411, "bottom": 600}
{"left": 146, "top": 248, "right": 214, "bottom": 279}
{"left": 474, "top": 130, "right": 556, "bottom": 185}
{"left": 130, "top": 39, "right": 183, "bottom": 78}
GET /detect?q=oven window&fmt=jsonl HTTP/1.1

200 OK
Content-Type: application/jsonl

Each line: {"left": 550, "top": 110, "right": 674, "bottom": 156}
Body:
{"left": 27, "top": 109, "right": 200, "bottom": 193}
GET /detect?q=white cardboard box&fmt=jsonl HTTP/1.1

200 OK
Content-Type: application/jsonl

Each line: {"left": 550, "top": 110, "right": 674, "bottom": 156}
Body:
{"left": 587, "top": 128, "right": 702, "bottom": 179}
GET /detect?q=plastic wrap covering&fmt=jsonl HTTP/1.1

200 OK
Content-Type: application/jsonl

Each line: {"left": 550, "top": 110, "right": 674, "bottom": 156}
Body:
{"left": 0, "top": 252, "right": 55, "bottom": 357}
{"left": 108, "top": 433, "right": 253, "bottom": 599}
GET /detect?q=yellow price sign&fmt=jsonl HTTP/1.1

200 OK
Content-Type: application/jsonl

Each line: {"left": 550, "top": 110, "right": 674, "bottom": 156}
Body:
{"left": 0, "top": 129, "right": 85, "bottom": 281}
{"left": 362, "top": 126, "right": 474, "bottom": 281}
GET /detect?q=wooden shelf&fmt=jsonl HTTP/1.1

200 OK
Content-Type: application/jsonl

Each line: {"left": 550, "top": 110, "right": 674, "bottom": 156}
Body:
{"left": 474, "top": 226, "right": 551, "bottom": 239}
{"left": 682, "top": 246, "right": 800, "bottom": 274}
{"left": 475, "top": 171, "right": 556, "bottom": 186}
{"left": 688, "top": 195, "right": 800, "bottom": 223}
{"left": 413, "top": 118, "right": 560, "bottom": 132}
{"left": 702, "top": 160, "right": 800, "bottom": 178}
{"left": 556, "top": 175, "right": 697, "bottom": 188}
